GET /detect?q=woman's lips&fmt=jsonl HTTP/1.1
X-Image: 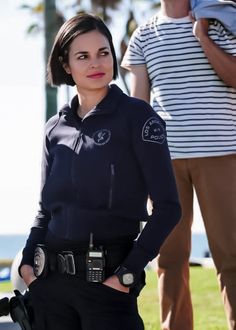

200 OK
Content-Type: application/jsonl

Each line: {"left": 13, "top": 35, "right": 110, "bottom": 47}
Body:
{"left": 87, "top": 72, "right": 105, "bottom": 79}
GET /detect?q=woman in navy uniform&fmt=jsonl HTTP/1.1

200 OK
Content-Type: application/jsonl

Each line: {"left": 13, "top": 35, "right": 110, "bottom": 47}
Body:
{"left": 19, "top": 13, "right": 181, "bottom": 330}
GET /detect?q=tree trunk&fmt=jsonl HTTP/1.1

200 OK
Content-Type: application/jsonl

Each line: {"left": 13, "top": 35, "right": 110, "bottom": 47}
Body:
{"left": 44, "top": 0, "right": 58, "bottom": 121}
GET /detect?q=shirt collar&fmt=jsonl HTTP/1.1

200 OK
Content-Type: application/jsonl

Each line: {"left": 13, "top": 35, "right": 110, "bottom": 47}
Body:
{"left": 62, "top": 84, "right": 124, "bottom": 119}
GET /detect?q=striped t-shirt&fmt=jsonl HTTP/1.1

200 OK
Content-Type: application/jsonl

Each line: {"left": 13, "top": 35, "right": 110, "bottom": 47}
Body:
{"left": 121, "top": 15, "right": 236, "bottom": 159}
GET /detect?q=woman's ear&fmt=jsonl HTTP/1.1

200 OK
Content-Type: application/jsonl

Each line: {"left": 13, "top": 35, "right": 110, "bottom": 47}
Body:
{"left": 59, "top": 56, "right": 71, "bottom": 74}
{"left": 63, "top": 63, "right": 71, "bottom": 75}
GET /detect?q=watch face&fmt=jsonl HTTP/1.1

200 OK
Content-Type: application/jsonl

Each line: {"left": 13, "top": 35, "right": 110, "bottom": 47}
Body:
{"left": 123, "top": 273, "right": 134, "bottom": 285}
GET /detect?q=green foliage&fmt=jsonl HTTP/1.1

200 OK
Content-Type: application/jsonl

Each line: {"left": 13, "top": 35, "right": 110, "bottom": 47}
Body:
{"left": 0, "top": 280, "right": 12, "bottom": 293}
{"left": 190, "top": 267, "right": 227, "bottom": 330}
{"left": 27, "top": 23, "right": 41, "bottom": 34}
{"left": 138, "top": 270, "right": 159, "bottom": 330}
{"left": 138, "top": 267, "right": 228, "bottom": 330}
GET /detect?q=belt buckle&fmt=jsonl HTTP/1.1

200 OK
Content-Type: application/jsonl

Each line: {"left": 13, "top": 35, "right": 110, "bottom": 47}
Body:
{"left": 57, "top": 251, "right": 76, "bottom": 275}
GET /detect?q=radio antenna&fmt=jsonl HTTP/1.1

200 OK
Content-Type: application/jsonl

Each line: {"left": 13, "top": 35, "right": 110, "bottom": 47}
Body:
{"left": 89, "top": 233, "right": 94, "bottom": 249}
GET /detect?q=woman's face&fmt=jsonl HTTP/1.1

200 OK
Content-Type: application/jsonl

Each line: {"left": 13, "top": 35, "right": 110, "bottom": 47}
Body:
{"left": 64, "top": 30, "right": 114, "bottom": 92}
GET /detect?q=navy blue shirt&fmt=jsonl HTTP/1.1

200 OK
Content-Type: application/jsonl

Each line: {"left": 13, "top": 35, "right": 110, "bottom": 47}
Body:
{"left": 21, "top": 84, "right": 181, "bottom": 274}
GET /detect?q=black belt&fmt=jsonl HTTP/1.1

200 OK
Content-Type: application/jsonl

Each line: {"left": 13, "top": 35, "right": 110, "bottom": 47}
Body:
{"left": 47, "top": 243, "right": 133, "bottom": 276}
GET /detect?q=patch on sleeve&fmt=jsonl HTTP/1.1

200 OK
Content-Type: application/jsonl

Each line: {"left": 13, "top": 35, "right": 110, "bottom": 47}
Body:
{"left": 142, "top": 117, "right": 166, "bottom": 144}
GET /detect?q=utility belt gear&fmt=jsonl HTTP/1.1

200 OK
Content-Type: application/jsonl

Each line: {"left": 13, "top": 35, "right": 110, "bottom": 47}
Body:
{"left": 33, "top": 239, "right": 133, "bottom": 283}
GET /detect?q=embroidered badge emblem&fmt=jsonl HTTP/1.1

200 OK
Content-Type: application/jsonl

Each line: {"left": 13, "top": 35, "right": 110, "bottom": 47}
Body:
{"left": 142, "top": 117, "right": 166, "bottom": 144}
{"left": 93, "top": 129, "right": 111, "bottom": 146}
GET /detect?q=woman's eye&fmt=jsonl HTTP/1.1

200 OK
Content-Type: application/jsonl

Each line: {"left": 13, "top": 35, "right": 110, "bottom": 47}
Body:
{"left": 100, "top": 51, "right": 109, "bottom": 56}
{"left": 77, "top": 55, "right": 87, "bottom": 60}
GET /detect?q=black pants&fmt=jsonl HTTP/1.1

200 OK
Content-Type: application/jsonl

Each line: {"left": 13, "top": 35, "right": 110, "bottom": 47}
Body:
{"left": 29, "top": 272, "right": 144, "bottom": 330}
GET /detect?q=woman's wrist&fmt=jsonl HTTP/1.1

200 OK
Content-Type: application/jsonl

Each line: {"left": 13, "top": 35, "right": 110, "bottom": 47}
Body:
{"left": 20, "top": 265, "right": 36, "bottom": 286}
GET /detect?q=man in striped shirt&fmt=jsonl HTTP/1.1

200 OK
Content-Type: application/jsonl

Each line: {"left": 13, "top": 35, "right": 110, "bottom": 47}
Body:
{"left": 121, "top": 0, "right": 236, "bottom": 329}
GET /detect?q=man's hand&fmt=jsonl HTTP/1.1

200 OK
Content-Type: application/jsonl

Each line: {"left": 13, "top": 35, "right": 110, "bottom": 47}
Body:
{"left": 189, "top": 11, "right": 209, "bottom": 43}
{"left": 192, "top": 17, "right": 209, "bottom": 43}
{"left": 189, "top": 12, "right": 236, "bottom": 88}
{"left": 103, "top": 275, "right": 129, "bottom": 293}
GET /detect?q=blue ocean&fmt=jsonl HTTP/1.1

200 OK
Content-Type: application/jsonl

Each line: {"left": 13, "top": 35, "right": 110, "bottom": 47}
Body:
{"left": 0, "top": 233, "right": 210, "bottom": 260}
{"left": 0, "top": 235, "right": 28, "bottom": 259}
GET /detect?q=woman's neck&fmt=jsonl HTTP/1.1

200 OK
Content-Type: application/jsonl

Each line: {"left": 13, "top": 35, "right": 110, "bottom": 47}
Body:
{"left": 77, "top": 85, "right": 109, "bottom": 118}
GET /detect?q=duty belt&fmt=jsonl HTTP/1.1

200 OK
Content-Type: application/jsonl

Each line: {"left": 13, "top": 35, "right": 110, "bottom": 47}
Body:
{"left": 53, "top": 251, "right": 77, "bottom": 275}
{"left": 33, "top": 242, "right": 133, "bottom": 278}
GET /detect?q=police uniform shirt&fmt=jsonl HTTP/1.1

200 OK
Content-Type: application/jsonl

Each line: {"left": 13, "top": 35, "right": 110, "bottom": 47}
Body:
{"left": 20, "top": 84, "right": 181, "bottom": 275}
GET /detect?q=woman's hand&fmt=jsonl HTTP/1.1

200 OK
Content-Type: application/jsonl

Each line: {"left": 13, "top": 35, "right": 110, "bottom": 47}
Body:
{"left": 103, "top": 275, "right": 129, "bottom": 293}
{"left": 20, "top": 265, "right": 37, "bottom": 287}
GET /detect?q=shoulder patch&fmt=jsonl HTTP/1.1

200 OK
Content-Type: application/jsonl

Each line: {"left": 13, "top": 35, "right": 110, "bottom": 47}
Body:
{"left": 93, "top": 129, "right": 111, "bottom": 146}
{"left": 142, "top": 117, "right": 166, "bottom": 144}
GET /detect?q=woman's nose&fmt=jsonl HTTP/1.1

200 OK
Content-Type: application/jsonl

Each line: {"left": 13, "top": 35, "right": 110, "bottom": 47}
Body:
{"left": 89, "top": 58, "right": 100, "bottom": 68}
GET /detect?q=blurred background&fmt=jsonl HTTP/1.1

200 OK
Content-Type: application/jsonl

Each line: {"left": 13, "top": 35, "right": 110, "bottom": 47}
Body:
{"left": 0, "top": 3, "right": 218, "bottom": 329}
{"left": 0, "top": 0, "right": 209, "bottom": 263}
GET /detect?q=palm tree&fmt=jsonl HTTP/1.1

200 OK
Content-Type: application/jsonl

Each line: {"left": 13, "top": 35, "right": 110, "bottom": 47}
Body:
{"left": 44, "top": 0, "right": 64, "bottom": 121}
{"left": 20, "top": 1, "right": 64, "bottom": 121}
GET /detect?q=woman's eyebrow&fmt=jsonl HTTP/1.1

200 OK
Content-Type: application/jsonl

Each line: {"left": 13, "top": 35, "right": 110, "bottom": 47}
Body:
{"left": 73, "top": 47, "right": 109, "bottom": 56}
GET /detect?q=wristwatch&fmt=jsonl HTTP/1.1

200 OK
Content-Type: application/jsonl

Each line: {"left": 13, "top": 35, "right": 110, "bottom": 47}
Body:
{"left": 114, "top": 266, "right": 136, "bottom": 287}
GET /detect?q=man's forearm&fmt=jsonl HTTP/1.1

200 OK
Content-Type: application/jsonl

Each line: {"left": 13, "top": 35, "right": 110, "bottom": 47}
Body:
{"left": 193, "top": 18, "right": 236, "bottom": 88}
{"left": 129, "top": 66, "right": 151, "bottom": 102}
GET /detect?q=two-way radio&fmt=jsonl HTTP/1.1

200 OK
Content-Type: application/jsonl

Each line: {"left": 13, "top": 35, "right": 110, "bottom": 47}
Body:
{"left": 86, "top": 233, "right": 105, "bottom": 283}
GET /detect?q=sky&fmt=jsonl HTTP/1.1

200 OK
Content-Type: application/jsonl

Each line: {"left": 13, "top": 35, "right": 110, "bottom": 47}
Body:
{"left": 0, "top": 0, "right": 205, "bottom": 234}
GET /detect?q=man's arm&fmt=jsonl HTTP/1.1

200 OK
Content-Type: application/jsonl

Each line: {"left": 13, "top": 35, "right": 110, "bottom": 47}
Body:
{"left": 193, "top": 18, "right": 236, "bottom": 88}
{"left": 128, "top": 64, "right": 151, "bottom": 102}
